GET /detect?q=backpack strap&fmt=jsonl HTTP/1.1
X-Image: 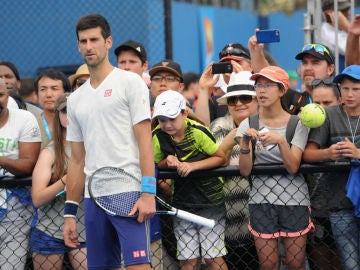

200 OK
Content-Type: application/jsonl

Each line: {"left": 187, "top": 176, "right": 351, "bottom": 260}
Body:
{"left": 285, "top": 115, "right": 299, "bottom": 146}
{"left": 248, "top": 113, "right": 259, "bottom": 131}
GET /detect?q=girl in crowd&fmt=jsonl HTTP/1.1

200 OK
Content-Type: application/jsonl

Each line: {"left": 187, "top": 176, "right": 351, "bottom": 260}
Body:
{"left": 236, "top": 66, "right": 312, "bottom": 270}
{"left": 30, "top": 93, "right": 86, "bottom": 270}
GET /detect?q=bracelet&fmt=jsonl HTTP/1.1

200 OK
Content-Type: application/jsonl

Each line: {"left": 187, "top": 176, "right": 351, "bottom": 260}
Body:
{"left": 60, "top": 178, "right": 66, "bottom": 185}
{"left": 240, "top": 148, "right": 251, "bottom": 154}
{"left": 141, "top": 176, "right": 156, "bottom": 195}
{"left": 64, "top": 200, "right": 79, "bottom": 218}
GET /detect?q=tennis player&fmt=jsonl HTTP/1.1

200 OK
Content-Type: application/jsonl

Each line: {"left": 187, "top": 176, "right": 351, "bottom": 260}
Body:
{"left": 62, "top": 14, "right": 156, "bottom": 270}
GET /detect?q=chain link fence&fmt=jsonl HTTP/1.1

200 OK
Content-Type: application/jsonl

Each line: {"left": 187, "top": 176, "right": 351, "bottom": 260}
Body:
{"left": 1, "top": 0, "right": 168, "bottom": 78}
{"left": 0, "top": 162, "right": 353, "bottom": 270}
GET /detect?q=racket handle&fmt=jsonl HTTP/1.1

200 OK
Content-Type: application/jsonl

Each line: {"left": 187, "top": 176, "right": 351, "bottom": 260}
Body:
{"left": 176, "top": 209, "right": 215, "bottom": 229}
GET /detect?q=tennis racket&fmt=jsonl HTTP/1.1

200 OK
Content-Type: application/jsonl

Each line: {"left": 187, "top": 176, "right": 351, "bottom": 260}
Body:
{"left": 88, "top": 166, "right": 215, "bottom": 229}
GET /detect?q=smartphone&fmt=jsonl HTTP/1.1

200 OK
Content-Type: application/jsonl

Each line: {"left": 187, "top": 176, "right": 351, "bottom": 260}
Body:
{"left": 256, "top": 29, "right": 280, "bottom": 43}
{"left": 212, "top": 62, "right": 233, "bottom": 74}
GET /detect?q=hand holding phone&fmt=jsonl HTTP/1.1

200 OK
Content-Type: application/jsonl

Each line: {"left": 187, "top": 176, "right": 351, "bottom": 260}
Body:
{"left": 256, "top": 29, "right": 280, "bottom": 43}
{"left": 212, "top": 62, "right": 233, "bottom": 74}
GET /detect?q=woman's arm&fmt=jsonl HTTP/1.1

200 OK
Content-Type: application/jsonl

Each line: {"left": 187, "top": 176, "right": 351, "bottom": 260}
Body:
{"left": 32, "top": 148, "right": 65, "bottom": 208}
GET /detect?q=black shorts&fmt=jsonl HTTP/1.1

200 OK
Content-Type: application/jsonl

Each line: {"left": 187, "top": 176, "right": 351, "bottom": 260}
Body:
{"left": 248, "top": 203, "right": 314, "bottom": 239}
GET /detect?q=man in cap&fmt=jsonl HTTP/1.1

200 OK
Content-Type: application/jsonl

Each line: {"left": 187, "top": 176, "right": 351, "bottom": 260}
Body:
{"left": 149, "top": 59, "right": 184, "bottom": 102}
{"left": 114, "top": 39, "right": 149, "bottom": 82}
{"left": 195, "top": 43, "right": 253, "bottom": 126}
{"left": 115, "top": 40, "right": 162, "bottom": 270}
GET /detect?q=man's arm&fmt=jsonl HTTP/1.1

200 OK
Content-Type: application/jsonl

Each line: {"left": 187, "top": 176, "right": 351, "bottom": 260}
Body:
{"left": 0, "top": 141, "right": 40, "bottom": 176}
{"left": 63, "top": 141, "right": 85, "bottom": 248}
{"left": 129, "top": 119, "right": 156, "bottom": 223}
{"left": 346, "top": 14, "right": 360, "bottom": 67}
{"left": 248, "top": 29, "right": 269, "bottom": 73}
{"left": 195, "top": 63, "right": 219, "bottom": 126}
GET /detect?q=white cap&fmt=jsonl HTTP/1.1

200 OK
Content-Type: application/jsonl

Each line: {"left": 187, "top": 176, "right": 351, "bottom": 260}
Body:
{"left": 152, "top": 90, "right": 186, "bottom": 119}
{"left": 217, "top": 71, "right": 256, "bottom": 105}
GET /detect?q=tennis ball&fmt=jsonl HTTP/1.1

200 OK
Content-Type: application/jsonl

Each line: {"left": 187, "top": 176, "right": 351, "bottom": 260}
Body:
{"left": 300, "top": 103, "right": 326, "bottom": 128}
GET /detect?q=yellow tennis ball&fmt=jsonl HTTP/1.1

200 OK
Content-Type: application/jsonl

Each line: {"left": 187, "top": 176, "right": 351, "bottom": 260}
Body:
{"left": 300, "top": 103, "right": 326, "bottom": 128}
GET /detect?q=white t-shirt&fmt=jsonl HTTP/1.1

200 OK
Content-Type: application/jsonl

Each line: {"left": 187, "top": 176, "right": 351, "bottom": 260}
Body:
{"left": 235, "top": 118, "right": 310, "bottom": 206}
{"left": 0, "top": 109, "right": 41, "bottom": 220}
{"left": 0, "top": 108, "right": 41, "bottom": 161}
{"left": 67, "top": 68, "right": 151, "bottom": 197}
{"left": 7, "top": 96, "right": 19, "bottom": 109}
{"left": 321, "top": 22, "right": 347, "bottom": 55}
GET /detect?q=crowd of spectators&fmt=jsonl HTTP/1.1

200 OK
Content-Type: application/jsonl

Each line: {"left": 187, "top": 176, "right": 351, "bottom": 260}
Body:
{"left": 1, "top": 2, "right": 360, "bottom": 269}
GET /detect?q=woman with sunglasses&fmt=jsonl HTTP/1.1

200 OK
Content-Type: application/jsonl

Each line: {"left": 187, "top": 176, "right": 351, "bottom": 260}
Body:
{"left": 236, "top": 66, "right": 312, "bottom": 270}
{"left": 209, "top": 71, "right": 259, "bottom": 270}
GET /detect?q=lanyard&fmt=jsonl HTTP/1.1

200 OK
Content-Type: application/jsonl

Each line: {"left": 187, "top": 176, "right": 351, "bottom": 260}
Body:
{"left": 41, "top": 114, "right": 52, "bottom": 140}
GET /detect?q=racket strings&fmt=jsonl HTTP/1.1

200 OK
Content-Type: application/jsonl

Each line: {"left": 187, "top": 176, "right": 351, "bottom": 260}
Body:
{"left": 95, "top": 191, "right": 141, "bottom": 216}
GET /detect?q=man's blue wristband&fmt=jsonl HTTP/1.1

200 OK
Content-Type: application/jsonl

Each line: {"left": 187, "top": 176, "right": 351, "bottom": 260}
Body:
{"left": 141, "top": 176, "right": 156, "bottom": 195}
{"left": 64, "top": 200, "right": 79, "bottom": 218}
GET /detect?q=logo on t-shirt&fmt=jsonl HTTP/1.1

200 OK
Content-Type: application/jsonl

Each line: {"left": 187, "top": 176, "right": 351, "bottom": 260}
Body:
{"left": 132, "top": 250, "right": 147, "bottom": 258}
{"left": 104, "top": 89, "right": 112, "bottom": 97}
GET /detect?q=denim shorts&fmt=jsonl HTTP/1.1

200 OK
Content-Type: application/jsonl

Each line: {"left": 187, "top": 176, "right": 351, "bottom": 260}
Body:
{"left": 30, "top": 227, "right": 86, "bottom": 255}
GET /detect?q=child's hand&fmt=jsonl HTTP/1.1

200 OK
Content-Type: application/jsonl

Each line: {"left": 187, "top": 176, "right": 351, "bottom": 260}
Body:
{"left": 176, "top": 162, "right": 195, "bottom": 177}
{"left": 166, "top": 155, "right": 181, "bottom": 167}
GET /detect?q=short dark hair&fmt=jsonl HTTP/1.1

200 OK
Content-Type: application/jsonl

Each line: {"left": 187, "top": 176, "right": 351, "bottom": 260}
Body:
{"left": 19, "top": 77, "right": 37, "bottom": 98}
{"left": 35, "top": 69, "right": 71, "bottom": 93}
{"left": 76, "top": 14, "right": 111, "bottom": 40}
{"left": 0, "top": 61, "right": 20, "bottom": 81}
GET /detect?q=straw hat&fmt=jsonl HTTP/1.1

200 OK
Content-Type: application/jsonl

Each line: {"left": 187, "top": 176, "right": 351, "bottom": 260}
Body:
{"left": 68, "top": 64, "right": 89, "bottom": 86}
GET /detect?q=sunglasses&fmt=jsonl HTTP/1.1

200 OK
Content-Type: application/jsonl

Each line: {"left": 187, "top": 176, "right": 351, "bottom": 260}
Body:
{"left": 219, "top": 47, "right": 249, "bottom": 60}
{"left": 227, "top": 95, "right": 254, "bottom": 106}
{"left": 76, "top": 78, "right": 87, "bottom": 87}
{"left": 302, "top": 44, "right": 331, "bottom": 56}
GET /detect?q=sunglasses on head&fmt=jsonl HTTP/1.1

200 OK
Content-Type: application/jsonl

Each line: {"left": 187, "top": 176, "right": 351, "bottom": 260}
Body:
{"left": 302, "top": 44, "right": 331, "bottom": 56}
{"left": 227, "top": 95, "right": 254, "bottom": 106}
{"left": 219, "top": 47, "right": 249, "bottom": 60}
{"left": 310, "top": 78, "right": 335, "bottom": 87}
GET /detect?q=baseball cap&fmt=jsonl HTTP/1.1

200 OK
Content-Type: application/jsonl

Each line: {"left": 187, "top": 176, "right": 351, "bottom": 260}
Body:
{"left": 217, "top": 71, "right": 256, "bottom": 105}
{"left": 68, "top": 64, "right": 89, "bottom": 87}
{"left": 287, "top": 70, "right": 300, "bottom": 80}
{"left": 152, "top": 90, "right": 186, "bottom": 119}
{"left": 114, "top": 40, "right": 147, "bottom": 62}
{"left": 219, "top": 43, "right": 250, "bottom": 62}
{"left": 333, "top": 65, "right": 360, "bottom": 83}
{"left": 250, "top": 66, "right": 289, "bottom": 90}
{"left": 54, "top": 93, "right": 70, "bottom": 112}
{"left": 322, "top": 0, "right": 351, "bottom": 11}
{"left": 295, "top": 43, "right": 334, "bottom": 65}
{"left": 149, "top": 60, "right": 183, "bottom": 82}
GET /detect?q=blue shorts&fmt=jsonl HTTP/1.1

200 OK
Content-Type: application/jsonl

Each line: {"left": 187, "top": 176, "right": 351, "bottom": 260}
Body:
{"left": 29, "top": 227, "right": 86, "bottom": 255}
{"left": 85, "top": 198, "right": 151, "bottom": 269}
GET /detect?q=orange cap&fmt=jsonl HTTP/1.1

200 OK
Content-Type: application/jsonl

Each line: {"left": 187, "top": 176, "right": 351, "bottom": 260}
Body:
{"left": 250, "top": 66, "right": 289, "bottom": 90}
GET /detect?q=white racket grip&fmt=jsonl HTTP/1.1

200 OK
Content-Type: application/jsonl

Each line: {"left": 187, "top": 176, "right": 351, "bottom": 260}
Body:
{"left": 175, "top": 209, "right": 215, "bottom": 229}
